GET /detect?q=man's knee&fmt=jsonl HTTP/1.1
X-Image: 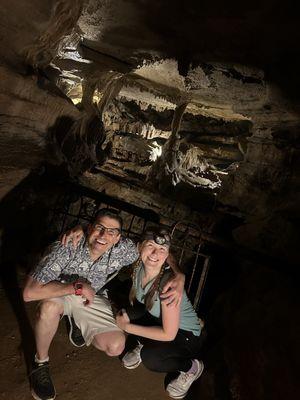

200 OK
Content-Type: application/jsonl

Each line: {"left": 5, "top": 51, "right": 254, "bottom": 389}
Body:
{"left": 37, "top": 300, "right": 62, "bottom": 320}
{"left": 93, "top": 332, "right": 125, "bottom": 356}
{"left": 106, "top": 339, "right": 125, "bottom": 356}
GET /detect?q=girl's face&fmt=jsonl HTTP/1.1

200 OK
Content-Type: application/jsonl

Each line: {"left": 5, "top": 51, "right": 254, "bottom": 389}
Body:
{"left": 140, "top": 240, "right": 169, "bottom": 269}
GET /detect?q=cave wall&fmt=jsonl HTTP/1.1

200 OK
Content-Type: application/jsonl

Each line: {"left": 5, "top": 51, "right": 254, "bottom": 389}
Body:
{"left": 219, "top": 120, "right": 300, "bottom": 264}
{"left": 0, "top": 65, "right": 80, "bottom": 198}
{"left": 194, "top": 260, "right": 300, "bottom": 400}
{"left": 0, "top": 2, "right": 299, "bottom": 400}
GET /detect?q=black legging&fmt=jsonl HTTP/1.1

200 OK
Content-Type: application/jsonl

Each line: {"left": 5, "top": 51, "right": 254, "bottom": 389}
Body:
{"left": 139, "top": 329, "right": 204, "bottom": 373}
{"left": 126, "top": 307, "right": 204, "bottom": 373}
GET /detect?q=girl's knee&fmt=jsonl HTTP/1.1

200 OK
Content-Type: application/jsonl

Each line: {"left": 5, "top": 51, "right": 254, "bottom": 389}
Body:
{"left": 141, "top": 346, "right": 162, "bottom": 372}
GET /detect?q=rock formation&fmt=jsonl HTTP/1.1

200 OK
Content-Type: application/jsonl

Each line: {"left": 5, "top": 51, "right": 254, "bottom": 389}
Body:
{"left": 0, "top": 1, "right": 299, "bottom": 399}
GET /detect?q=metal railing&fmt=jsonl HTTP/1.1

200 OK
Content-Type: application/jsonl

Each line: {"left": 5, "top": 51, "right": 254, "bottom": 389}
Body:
{"left": 49, "top": 183, "right": 210, "bottom": 313}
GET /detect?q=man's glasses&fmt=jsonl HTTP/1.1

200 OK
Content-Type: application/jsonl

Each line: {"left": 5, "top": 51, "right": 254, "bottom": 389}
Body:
{"left": 93, "top": 223, "right": 121, "bottom": 237}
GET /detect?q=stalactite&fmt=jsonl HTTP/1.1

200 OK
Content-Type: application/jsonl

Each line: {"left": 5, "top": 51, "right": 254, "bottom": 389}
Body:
{"left": 147, "top": 102, "right": 188, "bottom": 185}
{"left": 81, "top": 78, "right": 99, "bottom": 115}
{"left": 164, "top": 102, "right": 189, "bottom": 181}
{"left": 97, "top": 73, "right": 125, "bottom": 118}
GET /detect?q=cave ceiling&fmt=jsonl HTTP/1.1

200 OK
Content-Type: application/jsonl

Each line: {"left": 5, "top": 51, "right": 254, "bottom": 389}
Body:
{"left": 3, "top": 0, "right": 299, "bottom": 116}
{"left": 1, "top": 7, "right": 300, "bottom": 400}
{"left": 1, "top": 0, "right": 300, "bottom": 262}
{"left": 51, "top": 2, "right": 299, "bottom": 107}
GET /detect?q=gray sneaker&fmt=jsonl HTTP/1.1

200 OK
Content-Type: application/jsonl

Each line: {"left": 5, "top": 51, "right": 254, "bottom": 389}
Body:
{"left": 166, "top": 359, "right": 204, "bottom": 399}
{"left": 122, "top": 343, "right": 143, "bottom": 369}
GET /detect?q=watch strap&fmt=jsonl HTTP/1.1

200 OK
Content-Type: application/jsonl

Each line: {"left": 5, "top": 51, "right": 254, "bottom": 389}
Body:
{"left": 73, "top": 281, "right": 83, "bottom": 296}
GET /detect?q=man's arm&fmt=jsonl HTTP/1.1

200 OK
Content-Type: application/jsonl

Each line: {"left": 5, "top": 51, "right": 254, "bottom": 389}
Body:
{"left": 23, "top": 239, "right": 95, "bottom": 304}
{"left": 115, "top": 238, "right": 139, "bottom": 267}
{"left": 23, "top": 240, "right": 74, "bottom": 302}
{"left": 23, "top": 276, "right": 95, "bottom": 304}
{"left": 23, "top": 276, "right": 73, "bottom": 302}
{"left": 160, "top": 252, "right": 185, "bottom": 306}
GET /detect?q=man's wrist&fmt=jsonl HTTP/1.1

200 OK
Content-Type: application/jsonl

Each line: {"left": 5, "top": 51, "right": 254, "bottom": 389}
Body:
{"left": 176, "top": 271, "right": 185, "bottom": 281}
{"left": 73, "top": 281, "right": 83, "bottom": 296}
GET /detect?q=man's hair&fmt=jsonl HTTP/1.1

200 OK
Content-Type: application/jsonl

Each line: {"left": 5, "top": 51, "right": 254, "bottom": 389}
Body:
{"left": 92, "top": 208, "right": 123, "bottom": 230}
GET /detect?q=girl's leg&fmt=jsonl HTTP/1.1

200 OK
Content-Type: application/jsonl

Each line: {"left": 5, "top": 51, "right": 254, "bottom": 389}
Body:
{"left": 140, "top": 330, "right": 203, "bottom": 373}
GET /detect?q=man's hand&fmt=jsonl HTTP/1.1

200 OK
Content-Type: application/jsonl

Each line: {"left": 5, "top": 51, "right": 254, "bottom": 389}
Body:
{"left": 61, "top": 225, "right": 84, "bottom": 248}
{"left": 160, "top": 272, "right": 185, "bottom": 307}
{"left": 166, "top": 252, "right": 177, "bottom": 268}
{"left": 80, "top": 282, "right": 95, "bottom": 306}
{"left": 116, "top": 309, "right": 130, "bottom": 331}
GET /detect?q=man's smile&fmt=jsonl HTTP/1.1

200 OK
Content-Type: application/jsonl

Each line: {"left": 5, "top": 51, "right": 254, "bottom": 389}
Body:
{"left": 96, "top": 238, "right": 107, "bottom": 245}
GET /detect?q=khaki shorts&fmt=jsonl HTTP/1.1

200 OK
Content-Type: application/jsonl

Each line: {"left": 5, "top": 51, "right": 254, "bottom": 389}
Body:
{"left": 48, "top": 294, "right": 122, "bottom": 346}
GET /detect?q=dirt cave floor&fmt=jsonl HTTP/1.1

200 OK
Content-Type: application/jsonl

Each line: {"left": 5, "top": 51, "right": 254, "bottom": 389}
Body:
{"left": 0, "top": 284, "right": 203, "bottom": 400}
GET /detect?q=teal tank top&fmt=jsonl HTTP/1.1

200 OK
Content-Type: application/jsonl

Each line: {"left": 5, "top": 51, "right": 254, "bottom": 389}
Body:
{"left": 134, "top": 264, "right": 201, "bottom": 336}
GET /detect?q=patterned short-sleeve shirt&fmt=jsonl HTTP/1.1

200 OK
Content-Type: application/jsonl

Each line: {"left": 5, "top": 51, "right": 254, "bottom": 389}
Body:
{"left": 31, "top": 236, "right": 139, "bottom": 293}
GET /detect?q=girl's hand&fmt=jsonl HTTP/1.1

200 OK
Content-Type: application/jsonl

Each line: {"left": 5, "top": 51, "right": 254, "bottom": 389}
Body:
{"left": 116, "top": 309, "right": 130, "bottom": 331}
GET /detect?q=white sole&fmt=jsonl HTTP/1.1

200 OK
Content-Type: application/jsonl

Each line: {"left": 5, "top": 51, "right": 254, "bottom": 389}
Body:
{"left": 31, "top": 388, "right": 56, "bottom": 400}
{"left": 123, "top": 359, "right": 142, "bottom": 369}
{"left": 193, "top": 360, "right": 205, "bottom": 381}
{"left": 167, "top": 360, "right": 204, "bottom": 399}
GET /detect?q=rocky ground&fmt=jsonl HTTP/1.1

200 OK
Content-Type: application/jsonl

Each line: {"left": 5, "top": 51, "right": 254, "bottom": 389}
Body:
{"left": 0, "top": 283, "right": 175, "bottom": 400}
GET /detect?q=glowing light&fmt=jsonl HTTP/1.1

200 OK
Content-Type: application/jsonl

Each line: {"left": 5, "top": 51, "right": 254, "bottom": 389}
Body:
{"left": 149, "top": 141, "right": 162, "bottom": 161}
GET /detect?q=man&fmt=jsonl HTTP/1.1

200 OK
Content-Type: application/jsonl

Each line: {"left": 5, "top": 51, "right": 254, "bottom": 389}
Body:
{"left": 23, "top": 209, "right": 184, "bottom": 400}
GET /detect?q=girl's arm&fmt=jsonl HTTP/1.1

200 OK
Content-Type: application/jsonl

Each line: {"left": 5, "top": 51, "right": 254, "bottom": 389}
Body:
{"left": 116, "top": 301, "right": 181, "bottom": 341}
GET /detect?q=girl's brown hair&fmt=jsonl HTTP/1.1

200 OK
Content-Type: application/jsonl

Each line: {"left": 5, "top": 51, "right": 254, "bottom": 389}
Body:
{"left": 129, "top": 255, "right": 167, "bottom": 311}
{"left": 129, "top": 227, "right": 171, "bottom": 310}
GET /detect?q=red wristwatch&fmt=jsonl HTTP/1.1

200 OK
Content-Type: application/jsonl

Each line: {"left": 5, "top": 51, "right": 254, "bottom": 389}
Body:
{"left": 73, "top": 281, "right": 83, "bottom": 296}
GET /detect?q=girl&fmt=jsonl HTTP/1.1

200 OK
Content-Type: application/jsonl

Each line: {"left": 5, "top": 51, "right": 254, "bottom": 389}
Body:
{"left": 116, "top": 227, "right": 204, "bottom": 399}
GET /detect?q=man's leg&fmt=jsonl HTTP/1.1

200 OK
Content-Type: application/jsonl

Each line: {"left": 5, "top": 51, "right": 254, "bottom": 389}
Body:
{"left": 30, "top": 299, "right": 64, "bottom": 400}
{"left": 66, "top": 316, "right": 85, "bottom": 347}
{"left": 71, "top": 294, "right": 125, "bottom": 356}
{"left": 92, "top": 330, "right": 126, "bottom": 356}
{"left": 35, "top": 300, "right": 64, "bottom": 359}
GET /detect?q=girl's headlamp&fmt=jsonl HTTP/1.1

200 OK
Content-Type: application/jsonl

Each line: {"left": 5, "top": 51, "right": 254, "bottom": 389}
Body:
{"left": 143, "top": 228, "right": 171, "bottom": 246}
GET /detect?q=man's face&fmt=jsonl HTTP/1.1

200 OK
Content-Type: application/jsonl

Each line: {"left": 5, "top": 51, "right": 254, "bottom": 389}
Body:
{"left": 88, "top": 215, "right": 121, "bottom": 257}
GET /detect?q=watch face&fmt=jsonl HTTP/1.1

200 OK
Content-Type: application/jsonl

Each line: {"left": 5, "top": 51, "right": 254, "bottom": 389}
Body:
{"left": 73, "top": 282, "right": 83, "bottom": 295}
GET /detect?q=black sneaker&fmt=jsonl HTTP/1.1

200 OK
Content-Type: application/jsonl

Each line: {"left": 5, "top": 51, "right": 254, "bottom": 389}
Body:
{"left": 67, "top": 316, "right": 85, "bottom": 347}
{"left": 30, "top": 361, "right": 56, "bottom": 400}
